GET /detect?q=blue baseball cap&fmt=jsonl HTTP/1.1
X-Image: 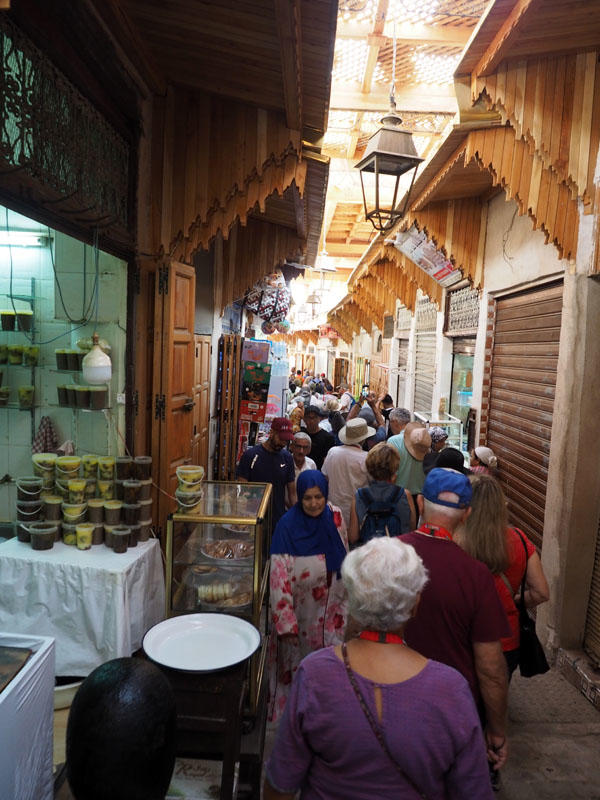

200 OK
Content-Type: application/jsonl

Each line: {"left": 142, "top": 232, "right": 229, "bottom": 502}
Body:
{"left": 423, "top": 468, "right": 472, "bottom": 509}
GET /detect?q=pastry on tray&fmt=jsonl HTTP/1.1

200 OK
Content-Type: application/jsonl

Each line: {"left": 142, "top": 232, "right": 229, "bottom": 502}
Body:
{"left": 197, "top": 579, "right": 252, "bottom": 608}
{"left": 202, "top": 539, "right": 254, "bottom": 560}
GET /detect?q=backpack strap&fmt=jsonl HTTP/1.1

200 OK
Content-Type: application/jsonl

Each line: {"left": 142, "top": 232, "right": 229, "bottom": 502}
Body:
{"left": 357, "top": 487, "right": 373, "bottom": 532}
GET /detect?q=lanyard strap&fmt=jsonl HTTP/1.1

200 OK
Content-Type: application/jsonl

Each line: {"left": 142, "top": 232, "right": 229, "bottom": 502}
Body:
{"left": 341, "top": 643, "right": 426, "bottom": 798}
{"left": 416, "top": 523, "right": 453, "bottom": 541}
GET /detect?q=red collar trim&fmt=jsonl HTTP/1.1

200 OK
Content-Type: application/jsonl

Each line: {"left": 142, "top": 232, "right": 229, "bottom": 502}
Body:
{"left": 416, "top": 523, "right": 453, "bottom": 541}
{"left": 358, "top": 631, "right": 404, "bottom": 644}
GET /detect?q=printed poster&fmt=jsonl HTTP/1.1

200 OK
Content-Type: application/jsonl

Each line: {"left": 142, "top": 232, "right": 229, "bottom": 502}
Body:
{"left": 239, "top": 361, "right": 272, "bottom": 422}
{"left": 242, "top": 339, "right": 271, "bottom": 364}
{"left": 394, "top": 224, "right": 463, "bottom": 288}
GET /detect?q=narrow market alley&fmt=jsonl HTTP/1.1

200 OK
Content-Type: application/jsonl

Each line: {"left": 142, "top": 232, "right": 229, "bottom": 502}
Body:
{"left": 2, "top": 0, "right": 600, "bottom": 798}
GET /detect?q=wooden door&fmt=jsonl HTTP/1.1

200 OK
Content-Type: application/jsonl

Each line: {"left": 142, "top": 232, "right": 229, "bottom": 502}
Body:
{"left": 159, "top": 261, "right": 196, "bottom": 520}
{"left": 192, "top": 334, "right": 211, "bottom": 471}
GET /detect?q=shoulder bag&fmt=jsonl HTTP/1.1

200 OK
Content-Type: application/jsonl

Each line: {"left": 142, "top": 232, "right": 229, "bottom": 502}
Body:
{"left": 341, "top": 642, "right": 426, "bottom": 798}
{"left": 512, "top": 529, "right": 549, "bottom": 678}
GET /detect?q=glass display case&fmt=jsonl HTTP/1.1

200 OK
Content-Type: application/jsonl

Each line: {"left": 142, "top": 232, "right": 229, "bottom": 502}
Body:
{"left": 165, "top": 480, "right": 272, "bottom": 711}
{"left": 414, "top": 411, "right": 465, "bottom": 454}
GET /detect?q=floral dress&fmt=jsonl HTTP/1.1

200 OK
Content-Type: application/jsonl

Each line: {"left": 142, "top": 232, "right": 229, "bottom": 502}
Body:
{"left": 268, "top": 503, "right": 348, "bottom": 722}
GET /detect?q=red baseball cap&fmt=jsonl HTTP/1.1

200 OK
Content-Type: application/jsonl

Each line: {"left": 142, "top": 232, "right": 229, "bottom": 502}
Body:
{"left": 271, "top": 417, "right": 294, "bottom": 441}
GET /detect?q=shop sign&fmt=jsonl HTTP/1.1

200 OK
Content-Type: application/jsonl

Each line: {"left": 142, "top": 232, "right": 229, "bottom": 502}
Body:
{"left": 394, "top": 224, "right": 462, "bottom": 288}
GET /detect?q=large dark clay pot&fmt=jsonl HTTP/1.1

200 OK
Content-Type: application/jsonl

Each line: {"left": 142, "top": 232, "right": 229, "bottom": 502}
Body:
{"left": 67, "top": 657, "right": 176, "bottom": 800}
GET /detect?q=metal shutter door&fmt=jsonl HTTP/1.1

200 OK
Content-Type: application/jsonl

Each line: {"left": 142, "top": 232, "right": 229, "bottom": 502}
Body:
{"left": 487, "top": 282, "right": 563, "bottom": 548}
{"left": 413, "top": 332, "right": 436, "bottom": 414}
{"left": 584, "top": 520, "right": 600, "bottom": 664}
{"left": 395, "top": 339, "right": 409, "bottom": 405}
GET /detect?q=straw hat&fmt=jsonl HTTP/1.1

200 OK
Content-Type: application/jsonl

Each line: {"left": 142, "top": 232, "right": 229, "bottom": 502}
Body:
{"left": 404, "top": 422, "right": 432, "bottom": 461}
{"left": 339, "top": 418, "right": 375, "bottom": 445}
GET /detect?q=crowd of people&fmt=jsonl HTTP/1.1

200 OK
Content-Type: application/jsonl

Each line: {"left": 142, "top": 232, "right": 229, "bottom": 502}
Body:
{"left": 234, "top": 368, "right": 550, "bottom": 800}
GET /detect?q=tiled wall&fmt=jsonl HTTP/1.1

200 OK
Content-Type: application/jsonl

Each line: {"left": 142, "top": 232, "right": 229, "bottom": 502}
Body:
{"left": 0, "top": 207, "right": 127, "bottom": 520}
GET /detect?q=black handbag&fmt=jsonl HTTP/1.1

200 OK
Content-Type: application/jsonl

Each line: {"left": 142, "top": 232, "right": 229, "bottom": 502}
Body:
{"left": 514, "top": 529, "right": 549, "bottom": 678}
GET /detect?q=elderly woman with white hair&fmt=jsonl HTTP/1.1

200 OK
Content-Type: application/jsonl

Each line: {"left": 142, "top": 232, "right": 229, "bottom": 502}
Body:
{"left": 264, "top": 537, "right": 494, "bottom": 800}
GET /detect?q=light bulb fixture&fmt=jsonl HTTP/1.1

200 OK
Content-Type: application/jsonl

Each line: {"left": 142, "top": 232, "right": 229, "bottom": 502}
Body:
{"left": 354, "top": 25, "right": 423, "bottom": 232}
{"left": 0, "top": 231, "right": 52, "bottom": 247}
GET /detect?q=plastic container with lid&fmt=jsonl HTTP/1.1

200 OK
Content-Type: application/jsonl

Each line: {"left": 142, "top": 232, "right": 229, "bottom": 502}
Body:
{"left": 62, "top": 523, "right": 77, "bottom": 546}
{"left": 56, "top": 455, "right": 81, "bottom": 480}
{"left": 82, "top": 454, "right": 98, "bottom": 478}
{"left": 97, "top": 480, "right": 114, "bottom": 500}
{"left": 32, "top": 453, "right": 57, "bottom": 487}
{"left": 133, "top": 456, "right": 152, "bottom": 481}
{"left": 116, "top": 456, "right": 133, "bottom": 480}
{"left": 43, "top": 495, "right": 63, "bottom": 521}
{"left": 111, "top": 526, "right": 131, "bottom": 554}
{"left": 176, "top": 465, "right": 204, "bottom": 492}
{"left": 16, "top": 500, "right": 42, "bottom": 522}
{"left": 76, "top": 523, "right": 94, "bottom": 550}
{"left": 68, "top": 479, "right": 86, "bottom": 504}
{"left": 97, "top": 456, "right": 115, "bottom": 481}
{"left": 138, "top": 520, "right": 152, "bottom": 542}
{"left": 16, "top": 476, "right": 43, "bottom": 501}
{"left": 87, "top": 499, "right": 104, "bottom": 523}
{"left": 104, "top": 500, "right": 122, "bottom": 525}
{"left": 29, "top": 522, "right": 58, "bottom": 551}
{"left": 62, "top": 502, "right": 87, "bottom": 524}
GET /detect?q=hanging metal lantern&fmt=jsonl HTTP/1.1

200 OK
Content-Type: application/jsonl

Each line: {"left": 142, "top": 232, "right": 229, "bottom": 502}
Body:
{"left": 355, "top": 102, "right": 423, "bottom": 232}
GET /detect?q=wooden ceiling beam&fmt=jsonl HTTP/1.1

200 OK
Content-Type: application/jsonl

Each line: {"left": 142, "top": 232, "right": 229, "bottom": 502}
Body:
{"left": 360, "top": 0, "right": 388, "bottom": 93}
{"left": 324, "top": 242, "right": 371, "bottom": 256}
{"left": 275, "top": 0, "right": 303, "bottom": 131}
{"left": 330, "top": 83, "right": 457, "bottom": 114}
{"left": 336, "top": 20, "right": 473, "bottom": 47}
{"left": 472, "top": 0, "right": 537, "bottom": 78}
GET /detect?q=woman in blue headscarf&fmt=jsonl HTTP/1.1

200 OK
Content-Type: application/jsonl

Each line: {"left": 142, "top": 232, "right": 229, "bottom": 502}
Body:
{"left": 268, "top": 470, "right": 348, "bottom": 722}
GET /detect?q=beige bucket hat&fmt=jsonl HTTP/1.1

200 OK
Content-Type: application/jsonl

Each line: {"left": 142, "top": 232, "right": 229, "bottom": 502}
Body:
{"left": 404, "top": 422, "right": 432, "bottom": 461}
{"left": 339, "top": 417, "right": 375, "bottom": 445}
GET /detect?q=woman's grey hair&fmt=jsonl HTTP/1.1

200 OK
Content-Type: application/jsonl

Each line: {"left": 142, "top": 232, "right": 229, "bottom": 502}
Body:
{"left": 341, "top": 538, "right": 428, "bottom": 631}
{"left": 389, "top": 407, "right": 411, "bottom": 424}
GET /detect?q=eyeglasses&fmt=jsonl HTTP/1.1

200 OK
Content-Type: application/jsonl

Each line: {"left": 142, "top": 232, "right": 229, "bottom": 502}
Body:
{"left": 292, "top": 442, "right": 311, "bottom": 450}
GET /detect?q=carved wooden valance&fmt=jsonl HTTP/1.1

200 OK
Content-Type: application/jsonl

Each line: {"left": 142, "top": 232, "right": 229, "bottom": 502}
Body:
{"left": 217, "top": 217, "right": 303, "bottom": 312}
{"left": 161, "top": 89, "right": 306, "bottom": 263}
{"left": 475, "top": 52, "right": 600, "bottom": 215}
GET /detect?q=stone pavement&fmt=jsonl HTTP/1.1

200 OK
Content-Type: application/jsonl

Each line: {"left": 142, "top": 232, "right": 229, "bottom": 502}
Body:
{"left": 497, "top": 668, "right": 600, "bottom": 799}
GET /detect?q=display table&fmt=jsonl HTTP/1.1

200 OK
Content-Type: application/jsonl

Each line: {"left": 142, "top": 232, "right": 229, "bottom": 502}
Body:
{"left": 0, "top": 633, "right": 55, "bottom": 800}
{"left": 0, "top": 538, "right": 165, "bottom": 675}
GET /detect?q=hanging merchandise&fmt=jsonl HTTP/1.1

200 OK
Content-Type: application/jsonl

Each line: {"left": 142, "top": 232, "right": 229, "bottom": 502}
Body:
{"left": 244, "top": 269, "right": 291, "bottom": 323}
{"left": 261, "top": 320, "right": 276, "bottom": 335}
{"left": 274, "top": 319, "right": 290, "bottom": 333}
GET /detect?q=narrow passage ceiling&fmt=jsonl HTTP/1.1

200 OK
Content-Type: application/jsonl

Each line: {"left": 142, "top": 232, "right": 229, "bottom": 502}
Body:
{"left": 320, "top": 0, "right": 489, "bottom": 276}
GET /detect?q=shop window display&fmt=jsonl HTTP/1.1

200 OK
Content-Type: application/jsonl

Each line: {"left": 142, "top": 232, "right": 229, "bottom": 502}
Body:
{"left": 0, "top": 206, "right": 127, "bottom": 523}
{"left": 449, "top": 352, "right": 474, "bottom": 431}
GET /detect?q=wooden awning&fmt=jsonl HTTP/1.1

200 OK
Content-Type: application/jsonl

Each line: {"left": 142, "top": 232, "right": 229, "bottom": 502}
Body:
{"left": 456, "top": 0, "right": 600, "bottom": 81}
{"left": 100, "top": 0, "right": 337, "bottom": 275}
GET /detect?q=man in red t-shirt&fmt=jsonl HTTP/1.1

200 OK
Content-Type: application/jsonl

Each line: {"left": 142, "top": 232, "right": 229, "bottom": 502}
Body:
{"left": 400, "top": 468, "right": 510, "bottom": 774}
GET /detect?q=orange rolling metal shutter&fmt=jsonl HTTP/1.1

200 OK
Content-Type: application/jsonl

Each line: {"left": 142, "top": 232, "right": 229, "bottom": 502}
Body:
{"left": 487, "top": 282, "right": 563, "bottom": 549}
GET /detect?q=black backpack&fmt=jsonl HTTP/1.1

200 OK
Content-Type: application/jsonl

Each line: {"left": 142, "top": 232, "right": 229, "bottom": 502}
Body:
{"left": 357, "top": 485, "right": 404, "bottom": 544}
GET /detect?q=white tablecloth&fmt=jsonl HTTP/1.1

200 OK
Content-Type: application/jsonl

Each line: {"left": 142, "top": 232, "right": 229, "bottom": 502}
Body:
{"left": 0, "top": 538, "right": 165, "bottom": 675}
